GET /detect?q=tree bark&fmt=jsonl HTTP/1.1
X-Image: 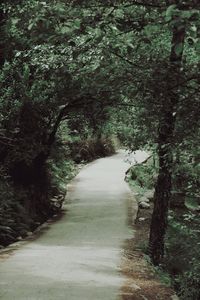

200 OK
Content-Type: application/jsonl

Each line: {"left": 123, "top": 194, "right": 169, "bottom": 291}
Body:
{"left": 32, "top": 105, "right": 68, "bottom": 171}
{"left": 148, "top": 12, "right": 186, "bottom": 265}
{"left": 47, "top": 105, "right": 68, "bottom": 147}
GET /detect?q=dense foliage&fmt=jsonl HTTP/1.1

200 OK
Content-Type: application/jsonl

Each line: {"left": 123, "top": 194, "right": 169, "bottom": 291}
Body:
{"left": 0, "top": 1, "right": 200, "bottom": 298}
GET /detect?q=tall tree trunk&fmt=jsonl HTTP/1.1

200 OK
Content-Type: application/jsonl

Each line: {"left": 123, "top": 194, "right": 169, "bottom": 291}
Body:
{"left": 149, "top": 12, "right": 186, "bottom": 265}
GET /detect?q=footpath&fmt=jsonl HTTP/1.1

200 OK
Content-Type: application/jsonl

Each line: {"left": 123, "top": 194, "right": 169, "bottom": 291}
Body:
{"left": 0, "top": 151, "right": 176, "bottom": 300}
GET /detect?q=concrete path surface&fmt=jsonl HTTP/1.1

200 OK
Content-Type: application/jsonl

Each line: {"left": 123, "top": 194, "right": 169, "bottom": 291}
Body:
{"left": 0, "top": 150, "right": 148, "bottom": 300}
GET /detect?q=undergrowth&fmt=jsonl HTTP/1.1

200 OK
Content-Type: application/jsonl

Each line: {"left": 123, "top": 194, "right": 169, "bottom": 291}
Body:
{"left": 127, "top": 154, "right": 200, "bottom": 299}
{"left": 0, "top": 135, "right": 116, "bottom": 248}
{"left": 165, "top": 211, "right": 200, "bottom": 300}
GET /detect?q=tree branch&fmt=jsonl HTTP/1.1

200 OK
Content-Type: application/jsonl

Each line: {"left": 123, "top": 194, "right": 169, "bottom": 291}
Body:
{"left": 110, "top": 50, "right": 142, "bottom": 68}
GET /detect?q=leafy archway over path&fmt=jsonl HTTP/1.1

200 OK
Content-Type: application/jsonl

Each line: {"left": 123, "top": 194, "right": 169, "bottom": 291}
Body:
{"left": 0, "top": 0, "right": 200, "bottom": 265}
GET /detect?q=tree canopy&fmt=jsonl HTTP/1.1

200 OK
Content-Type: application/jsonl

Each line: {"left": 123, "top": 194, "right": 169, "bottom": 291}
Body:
{"left": 0, "top": 0, "right": 200, "bottom": 296}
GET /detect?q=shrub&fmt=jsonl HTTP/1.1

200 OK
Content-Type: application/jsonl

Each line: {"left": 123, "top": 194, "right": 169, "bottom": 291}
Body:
{"left": 67, "top": 137, "right": 115, "bottom": 163}
{"left": 165, "top": 212, "right": 200, "bottom": 299}
{"left": 0, "top": 178, "right": 36, "bottom": 246}
{"left": 129, "top": 159, "right": 157, "bottom": 189}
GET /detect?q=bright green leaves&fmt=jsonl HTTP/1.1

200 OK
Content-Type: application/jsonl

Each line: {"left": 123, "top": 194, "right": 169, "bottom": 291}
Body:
{"left": 59, "top": 19, "right": 81, "bottom": 35}
{"left": 53, "top": 2, "right": 66, "bottom": 14}
{"left": 22, "top": 63, "right": 30, "bottom": 83}
{"left": 113, "top": 8, "right": 124, "bottom": 19}
{"left": 59, "top": 26, "right": 71, "bottom": 35}
{"left": 144, "top": 24, "right": 159, "bottom": 40}
{"left": 181, "top": 9, "right": 199, "bottom": 21}
{"left": 165, "top": 4, "right": 177, "bottom": 22}
{"left": 27, "top": 22, "right": 34, "bottom": 31}
{"left": 166, "top": 5, "right": 199, "bottom": 22}
{"left": 74, "top": 19, "right": 81, "bottom": 30}
{"left": 11, "top": 17, "right": 20, "bottom": 25}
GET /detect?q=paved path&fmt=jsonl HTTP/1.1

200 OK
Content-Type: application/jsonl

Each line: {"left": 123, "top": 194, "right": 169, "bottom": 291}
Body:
{"left": 0, "top": 151, "right": 147, "bottom": 300}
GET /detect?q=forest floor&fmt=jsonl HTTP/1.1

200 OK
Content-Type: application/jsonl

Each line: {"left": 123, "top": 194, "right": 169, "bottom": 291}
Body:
{"left": 121, "top": 201, "right": 177, "bottom": 300}
{"left": 0, "top": 151, "right": 177, "bottom": 300}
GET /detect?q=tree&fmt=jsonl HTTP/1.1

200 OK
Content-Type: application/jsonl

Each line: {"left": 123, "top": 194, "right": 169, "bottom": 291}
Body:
{"left": 148, "top": 2, "right": 200, "bottom": 265}
{"left": 0, "top": 0, "right": 200, "bottom": 261}
{"left": 148, "top": 5, "right": 185, "bottom": 264}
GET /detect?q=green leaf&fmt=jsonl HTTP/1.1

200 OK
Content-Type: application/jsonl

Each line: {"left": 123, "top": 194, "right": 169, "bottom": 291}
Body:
{"left": 175, "top": 43, "right": 184, "bottom": 56}
{"left": 12, "top": 18, "right": 20, "bottom": 25}
{"left": 28, "top": 22, "right": 34, "bottom": 31}
{"left": 114, "top": 9, "right": 124, "bottom": 19}
{"left": 165, "top": 4, "right": 177, "bottom": 22}
{"left": 74, "top": 19, "right": 81, "bottom": 29}
{"left": 144, "top": 25, "right": 158, "bottom": 38}
{"left": 181, "top": 9, "right": 199, "bottom": 21}
{"left": 60, "top": 26, "right": 71, "bottom": 34}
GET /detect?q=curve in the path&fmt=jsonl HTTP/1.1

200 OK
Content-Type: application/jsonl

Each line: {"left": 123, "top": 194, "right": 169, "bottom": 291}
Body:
{"left": 0, "top": 151, "right": 145, "bottom": 300}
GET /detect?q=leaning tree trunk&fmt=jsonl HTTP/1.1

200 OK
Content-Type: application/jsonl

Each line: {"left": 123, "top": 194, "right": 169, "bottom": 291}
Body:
{"left": 148, "top": 14, "right": 186, "bottom": 265}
